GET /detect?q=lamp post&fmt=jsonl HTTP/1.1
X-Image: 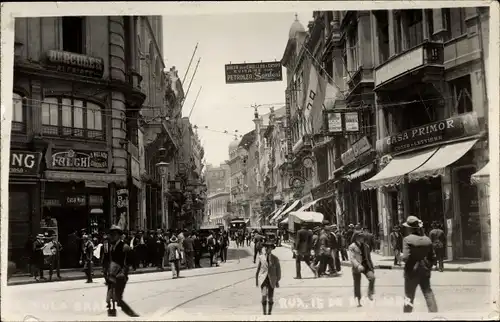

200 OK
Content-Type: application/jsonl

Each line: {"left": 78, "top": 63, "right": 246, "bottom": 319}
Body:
{"left": 156, "top": 161, "right": 170, "bottom": 230}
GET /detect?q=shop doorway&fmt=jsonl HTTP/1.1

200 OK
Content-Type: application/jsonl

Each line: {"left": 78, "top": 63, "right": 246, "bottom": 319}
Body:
{"left": 454, "top": 166, "right": 481, "bottom": 259}
{"left": 43, "top": 206, "right": 88, "bottom": 268}
{"left": 408, "top": 178, "right": 444, "bottom": 235}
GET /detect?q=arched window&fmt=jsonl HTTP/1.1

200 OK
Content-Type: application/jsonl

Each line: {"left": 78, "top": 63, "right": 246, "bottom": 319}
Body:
{"left": 41, "top": 97, "right": 104, "bottom": 140}
{"left": 12, "top": 93, "right": 25, "bottom": 132}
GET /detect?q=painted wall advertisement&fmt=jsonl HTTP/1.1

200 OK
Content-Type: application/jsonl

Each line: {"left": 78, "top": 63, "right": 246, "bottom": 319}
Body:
{"left": 116, "top": 188, "right": 129, "bottom": 230}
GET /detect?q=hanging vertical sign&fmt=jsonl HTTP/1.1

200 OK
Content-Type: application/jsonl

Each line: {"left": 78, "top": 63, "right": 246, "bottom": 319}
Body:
{"left": 116, "top": 188, "right": 129, "bottom": 230}
{"left": 285, "top": 89, "right": 293, "bottom": 158}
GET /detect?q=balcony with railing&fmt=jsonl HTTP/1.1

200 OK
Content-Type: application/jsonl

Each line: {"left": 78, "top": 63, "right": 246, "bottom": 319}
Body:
{"left": 374, "top": 41, "right": 444, "bottom": 91}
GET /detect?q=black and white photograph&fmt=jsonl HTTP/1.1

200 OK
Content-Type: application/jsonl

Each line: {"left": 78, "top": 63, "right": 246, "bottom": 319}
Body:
{"left": 1, "top": 1, "right": 499, "bottom": 321}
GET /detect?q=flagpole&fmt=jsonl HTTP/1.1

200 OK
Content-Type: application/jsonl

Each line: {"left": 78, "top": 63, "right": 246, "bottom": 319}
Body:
{"left": 299, "top": 39, "right": 346, "bottom": 100}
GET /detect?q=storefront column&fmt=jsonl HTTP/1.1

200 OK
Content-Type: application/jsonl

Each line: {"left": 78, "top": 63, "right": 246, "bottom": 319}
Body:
{"left": 109, "top": 183, "right": 117, "bottom": 226}
{"left": 401, "top": 178, "right": 410, "bottom": 221}
{"left": 377, "top": 189, "right": 391, "bottom": 256}
{"left": 441, "top": 168, "right": 455, "bottom": 260}
{"left": 478, "top": 184, "right": 490, "bottom": 260}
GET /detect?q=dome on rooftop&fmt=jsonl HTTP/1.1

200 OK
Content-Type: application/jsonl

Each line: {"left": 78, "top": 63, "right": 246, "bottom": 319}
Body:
{"left": 289, "top": 14, "right": 305, "bottom": 39}
{"left": 228, "top": 139, "right": 241, "bottom": 152}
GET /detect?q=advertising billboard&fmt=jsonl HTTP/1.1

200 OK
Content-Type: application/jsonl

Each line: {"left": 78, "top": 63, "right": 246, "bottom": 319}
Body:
{"left": 225, "top": 61, "right": 282, "bottom": 84}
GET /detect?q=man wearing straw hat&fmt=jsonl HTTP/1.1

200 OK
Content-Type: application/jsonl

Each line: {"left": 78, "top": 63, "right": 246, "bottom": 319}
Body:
{"left": 255, "top": 239, "right": 281, "bottom": 315}
{"left": 401, "top": 216, "right": 438, "bottom": 313}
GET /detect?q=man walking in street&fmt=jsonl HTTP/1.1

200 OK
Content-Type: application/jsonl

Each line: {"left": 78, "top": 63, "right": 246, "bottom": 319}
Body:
{"left": 183, "top": 232, "right": 195, "bottom": 269}
{"left": 166, "top": 235, "right": 182, "bottom": 278}
{"left": 256, "top": 240, "right": 281, "bottom": 315}
{"left": 401, "top": 216, "right": 438, "bottom": 313}
{"left": 105, "top": 225, "right": 139, "bottom": 317}
{"left": 80, "top": 234, "right": 94, "bottom": 283}
{"left": 253, "top": 231, "right": 264, "bottom": 264}
{"left": 207, "top": 232, "right": 218, "bottom": 267}
{"left": 193, "top": 232, "right": 202, "bottom": 268}
{"left": 429, "top": 221, "right": 446, "bottom": 272}
{"left": 390, "top": 225, "right": 403, "bottom": 266}
{"left": 349, "top": 231, "right": 376, "bottom": 307}
{"left": 47, "top": 234, "right": 62, "bottom": 281}
{"left": 294, "top": 223, "right": 317, "bottom": 279}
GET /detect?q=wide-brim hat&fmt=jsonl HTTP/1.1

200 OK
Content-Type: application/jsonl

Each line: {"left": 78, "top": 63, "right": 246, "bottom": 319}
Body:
{"left": 402, "top": 216, "right": 423, "bottom": 229}
{"left": 36, "top": 233, "right": 45, "bottom": 239}
{"left": 170, "top": 236, "right": 178, "bottom": 243}
{"left": 109, "top": 225, "right": 123, "bottom": 233}
{"left": 348, "top": 224, "right": 354, "bottom": 228}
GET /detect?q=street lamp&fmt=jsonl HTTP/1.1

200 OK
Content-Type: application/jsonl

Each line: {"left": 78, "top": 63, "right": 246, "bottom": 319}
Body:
{"left": 156, "top": 161, "right": 170, "bottom": 230}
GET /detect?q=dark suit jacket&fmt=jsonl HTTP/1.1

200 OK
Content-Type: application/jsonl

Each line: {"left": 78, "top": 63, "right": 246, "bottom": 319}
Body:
{"left": 295, "top": 228, "right": 313, "bottom": 256}
{"left": 183, "top": 237, "right": 195, "bottom": 252}
{"left": 429, "top": 229, "right": 446, "bottom": 249}
{"left": 402, "top": 233, "right": 435, "bottom": 276}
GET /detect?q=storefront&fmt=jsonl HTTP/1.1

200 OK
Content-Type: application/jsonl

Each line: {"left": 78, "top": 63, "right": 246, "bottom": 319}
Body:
{"left": 8, "top": 150, "right": 43, "bottom": 269}
{"left": 311, "top": 178, "right": 337, "bottom": 224}
{"left": 361, "top": 112, "right": 487, "bottom": 259}
{"left": 337, "top": 136, "right": 379, "bottom": 232}
{"left": 42, "top": 146, "right": 127, "bottom": 261}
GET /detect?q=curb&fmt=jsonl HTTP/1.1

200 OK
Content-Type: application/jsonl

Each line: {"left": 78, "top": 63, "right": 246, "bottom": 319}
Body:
{"left": 280, "top": 243, "right": 491, "bottom": 273}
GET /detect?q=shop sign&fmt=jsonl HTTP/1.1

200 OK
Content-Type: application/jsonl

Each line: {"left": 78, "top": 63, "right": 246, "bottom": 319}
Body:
{"left": 66, "top": 195, "right": 86, "bottom": 206}
{"left": 344, "top": 112, "right": 360, "bottom": 132}
{"left": 225, "top": 61, "right": 282, "bottom": 84}
{"left": 10, "top": 151, "right": 43, "bottom": 176}
{"left": 46, "top": 50, "right": 104, "bottom": 78}
{"left": 49, "top": 149, "right": 108, "bottom": 171}
{"left": 376, "top": 112, "right": 480, "bottom": 155}
{"left": 327, "top": 112, "right": 343, "bottom": 133}
{"left": 341, "top": 136, "right": 372, "bottom": 166}
{"left": 116, "top": 188, "right": 129, "bottom": 230}
{"left": 43, "top": 199, "right": 62, "bottom": 207}
{"left": 89, "top": 195, "right": 104, "bottom": 206}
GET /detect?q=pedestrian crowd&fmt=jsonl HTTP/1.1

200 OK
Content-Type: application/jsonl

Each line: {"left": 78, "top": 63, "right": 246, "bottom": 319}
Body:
{"left": 289, "top": 216, "right": 443, "bottom": 314}
{"left": 22, "top": 227, "right": 234, "bottom": 283}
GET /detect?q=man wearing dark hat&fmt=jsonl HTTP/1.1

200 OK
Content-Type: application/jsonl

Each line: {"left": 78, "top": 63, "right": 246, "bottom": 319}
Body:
{"left": 348, "top": 231, "right": 375, "bottom": 307}
{"left": 390, "top": 225, "right": 403, "bottom": 266}
{"left": 401, "top": 216, "right": 438, "bottom": 313}
{"left": 293, "top": 223, "right": 317, "bottom": 279}
{"left": 255, "top": 240, "right": 281, "bottom": 315}
{"left": 253, "top": 230, "right": 264, "bottom": 264}
{"left": 166, "top": 235, "right": 182, "bottom": 278}
{"left": 80, "top": 234, "right": 94, "bottom": 283}
{"left": 429, "top": 221, "right": 445, "bottom": 272}
{"left": 106, "top": 225, "right": 139, "bottom": 317}
{"left": 32, "top": 234, "right": 46, "bottom": 281}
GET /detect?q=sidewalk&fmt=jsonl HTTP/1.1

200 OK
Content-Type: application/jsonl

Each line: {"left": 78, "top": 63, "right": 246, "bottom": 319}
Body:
{"left": 281, "top": 243, "right": 491, "bottom": 272}
{"left": 8, "top": 247, "right": 254, "bottom": 286}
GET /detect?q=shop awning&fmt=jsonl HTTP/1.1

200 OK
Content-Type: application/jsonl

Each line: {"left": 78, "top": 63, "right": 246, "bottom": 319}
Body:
{"left": 267, "top": 206, "right": 281, "bottom": 219}
{"left": 244, "top": 219, "right": 250, "bottom": 224}
{"left": 270, "top": 203, "right": 288, "bottom": 222}
{"left": 279, "top": 217, "right": 289, "bottom": 225}
{"left": 471, "top": 162, "right": 490, "bottom": 184}
{"left": 408, "top": 139, "right": 479, "bottom": 182}
{"left": 344, "top": 163, "right": 375, "bottom": 181}
{"left": 297, "top": 194, "right": 332, "bottom": 212}
{"left": 361, "top": 147, "right": 439, "bottom": 190}
{"left": 274, "top": 199, "right": 301, "bottom": 222}
{"left": 44, "top": 170, "right": 127, "bottom": 185}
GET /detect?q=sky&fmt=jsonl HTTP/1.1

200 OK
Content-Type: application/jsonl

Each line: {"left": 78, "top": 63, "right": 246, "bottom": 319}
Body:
{"left": 163, "top": 11, "right": 311, "bottom": 166}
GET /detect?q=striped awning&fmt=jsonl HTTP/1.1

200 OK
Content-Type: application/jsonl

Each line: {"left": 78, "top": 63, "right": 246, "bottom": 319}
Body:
{"left": 270, "top": 203, "right": 288, "bottom": 222}
{"left": 297, "top": 194, "right": 332, "bottom": 212}
{"left": 274, "top": 200, "right": 301, "bottom": 223}
{"left": 471, "top": 162, "right": 489, "bottom": 184}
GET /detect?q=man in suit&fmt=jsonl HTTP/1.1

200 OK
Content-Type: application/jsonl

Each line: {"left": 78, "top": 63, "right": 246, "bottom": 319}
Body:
{"left": 348, "top": 231, "right": 376, "bottom": 307}
{"left": 166, "top": 236, "right": 182, "bottom": 278}
{"left": 401, "top": 216, "right": 438, "bottom": 313}
{"left": 390, "top": 226, "right": 403, "bottom": 266}
{"left": 294, "top": 223, "right": 317, "bottom": 279}
{"left": 256, "top": 240, "right": 281, "bottom": 315}
{"left": 429, "top": 221, "right": 446, "bottom": 272}
{"left": 183, "top": 232, "right": 195, "bottom": 269}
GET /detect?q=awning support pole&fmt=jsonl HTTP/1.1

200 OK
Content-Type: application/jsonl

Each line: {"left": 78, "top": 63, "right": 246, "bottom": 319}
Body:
{"left": 402, "top": 176, "right": 411, "bottom": 221}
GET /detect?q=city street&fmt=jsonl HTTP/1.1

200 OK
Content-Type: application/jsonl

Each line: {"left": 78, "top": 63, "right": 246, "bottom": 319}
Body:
{"left": 2, "top": 245, "right": 492, "bottom": 321}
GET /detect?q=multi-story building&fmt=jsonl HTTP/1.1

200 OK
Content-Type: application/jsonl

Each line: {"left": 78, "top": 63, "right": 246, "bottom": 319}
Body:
{"left": 206, "top": 192, "right": 231, "bottom": 227}
{"left": 361, "top": 7, "right": 491, "bottom": 260}
{"left": 227, "top": 135, "right": 252, "bottom": 225}
{"left": 9, "top": 16, "right": 165, "bottom": 268}
{"left": 275, "top": 8, "right": 491, "bottom": 262}
{"left": 205, "top": 163, "right": 231, "bottom": 194}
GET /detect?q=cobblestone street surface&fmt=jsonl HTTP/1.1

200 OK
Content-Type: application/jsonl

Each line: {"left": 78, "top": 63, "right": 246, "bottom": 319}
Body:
{"left": 2, "top": 245, "right": 494, "bottom": 321}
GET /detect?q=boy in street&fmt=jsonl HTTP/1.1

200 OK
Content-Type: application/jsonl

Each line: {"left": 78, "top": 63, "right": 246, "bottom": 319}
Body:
{"left": 348, "top": 231, "right": 376, "bottom": 307}
{"left": 256, "top": 240, "right": 281, "bottom": 315}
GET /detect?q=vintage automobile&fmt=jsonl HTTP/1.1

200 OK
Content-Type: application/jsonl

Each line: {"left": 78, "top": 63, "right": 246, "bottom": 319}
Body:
{"left": 261, "top": 225, "right": 279, "bottom": 247}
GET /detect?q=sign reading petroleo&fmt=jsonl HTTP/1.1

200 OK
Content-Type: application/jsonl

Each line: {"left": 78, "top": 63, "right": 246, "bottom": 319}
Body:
{"left": 225, "top": 61, "right": 282, "bottom": 84}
